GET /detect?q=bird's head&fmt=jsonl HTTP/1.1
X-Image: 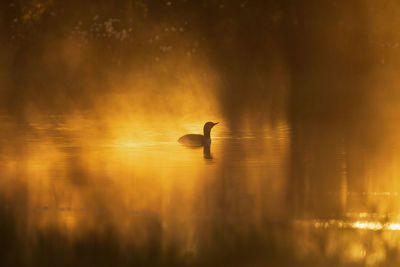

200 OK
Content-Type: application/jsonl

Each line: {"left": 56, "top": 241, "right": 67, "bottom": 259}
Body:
{"left": 203, "top": 121, "right": 219, "bottom": 137}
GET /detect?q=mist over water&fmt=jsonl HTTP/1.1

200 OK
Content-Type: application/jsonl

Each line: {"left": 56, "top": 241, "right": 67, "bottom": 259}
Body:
{"left": 2, "top": 0, "right": 400, "bottom": 266}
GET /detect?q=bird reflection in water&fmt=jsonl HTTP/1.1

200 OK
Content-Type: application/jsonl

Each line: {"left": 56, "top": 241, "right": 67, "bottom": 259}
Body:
{"left": 202, "top": 143, "right": 213, "bottom": 160}
{"left": 178, "top": 122, "right": 218, "bottom": 160}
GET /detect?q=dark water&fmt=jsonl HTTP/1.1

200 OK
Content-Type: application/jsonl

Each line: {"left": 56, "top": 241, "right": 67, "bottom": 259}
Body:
{"left": 1, "top": 119, "right": 400, "bottom": 267}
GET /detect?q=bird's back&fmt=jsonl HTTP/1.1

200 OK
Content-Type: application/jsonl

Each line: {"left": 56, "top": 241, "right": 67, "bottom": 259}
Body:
{"left": 178, "top": 134, "right": 205, "bottom": 147}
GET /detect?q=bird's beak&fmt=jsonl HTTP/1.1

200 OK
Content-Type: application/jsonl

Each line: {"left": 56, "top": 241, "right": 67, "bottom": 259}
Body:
{"left": 213, "top": 122, "right": 219, "bottom": 126}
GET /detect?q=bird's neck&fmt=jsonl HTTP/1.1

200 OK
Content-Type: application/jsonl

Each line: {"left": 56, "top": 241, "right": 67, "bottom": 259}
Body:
{"left": 203, "top": 130, "right": 211, "bottom": 139}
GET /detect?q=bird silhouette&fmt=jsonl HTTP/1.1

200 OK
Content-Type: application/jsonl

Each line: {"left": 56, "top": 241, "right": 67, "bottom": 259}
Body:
{"left": 178, "top": 122, "right": 219, "bottom": 147}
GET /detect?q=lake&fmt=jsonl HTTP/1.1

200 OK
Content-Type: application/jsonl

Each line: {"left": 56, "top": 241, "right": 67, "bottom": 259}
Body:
{"left": 1, "top": 117, "right": 400, "bottom": 266}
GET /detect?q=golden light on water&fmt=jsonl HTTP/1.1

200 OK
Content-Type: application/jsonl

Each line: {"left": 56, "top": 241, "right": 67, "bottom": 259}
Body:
{"left": 297, "top": 218, "right": 400, "bottom": 231}
{"left": 4, "top": 111, "right": 400, "bottom": 265}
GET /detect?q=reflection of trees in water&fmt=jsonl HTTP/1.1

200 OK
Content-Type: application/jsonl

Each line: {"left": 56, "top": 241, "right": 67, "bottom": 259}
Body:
{"left": 0, "top": 196, "right": 170, "bottom": 267}
{"left": 281, "top": 2, "right": 381, "bottom": 219}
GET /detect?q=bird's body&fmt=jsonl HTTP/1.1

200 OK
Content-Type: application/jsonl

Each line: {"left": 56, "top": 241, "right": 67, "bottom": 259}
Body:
{"left": 178, "top": 122, "right": 218, "bottom": 147}
{"left": 178, "top": 134, "right": 208, "bottom": 147}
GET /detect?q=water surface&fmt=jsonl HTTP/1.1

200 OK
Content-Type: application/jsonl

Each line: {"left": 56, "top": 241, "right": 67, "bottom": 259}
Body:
{"left": 1, "top": 118, "right": 400, "bottom": 266}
